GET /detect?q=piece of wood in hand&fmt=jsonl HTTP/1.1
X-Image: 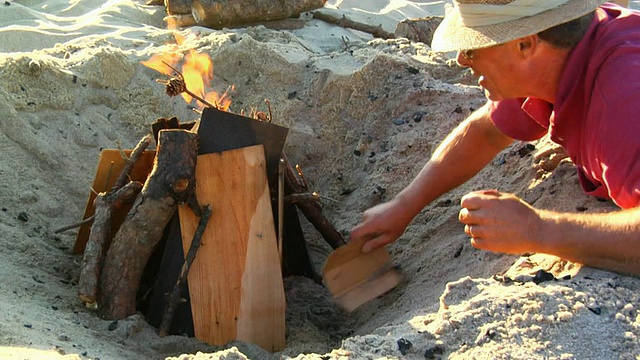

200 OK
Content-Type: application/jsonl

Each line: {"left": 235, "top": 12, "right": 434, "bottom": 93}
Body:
{"left": 178, "top": 144, "right": 286, "bottom": 352}
{"left": 323, "top": 238, "right": 401, "bottom": 312}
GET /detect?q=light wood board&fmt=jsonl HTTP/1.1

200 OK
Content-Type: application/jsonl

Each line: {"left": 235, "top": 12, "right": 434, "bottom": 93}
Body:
{"left": 178, "top": 144, "right": 286, "bottom": 352}
{"left": 323, "top": 238, "right": 401, "bottom": 312}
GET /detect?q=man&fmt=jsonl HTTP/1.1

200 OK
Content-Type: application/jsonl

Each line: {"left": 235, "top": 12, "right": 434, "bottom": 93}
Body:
{"left": 351, "top": 0, "right": 640, "bottom": 276}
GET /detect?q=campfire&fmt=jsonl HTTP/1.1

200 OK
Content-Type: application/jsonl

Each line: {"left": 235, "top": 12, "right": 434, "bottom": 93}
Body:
{"left": 58, "top": 44, "right": 348, "bottom": 353}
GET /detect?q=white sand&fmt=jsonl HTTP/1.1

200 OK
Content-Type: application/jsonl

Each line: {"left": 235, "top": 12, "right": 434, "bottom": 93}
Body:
{"left": 1, "top": 0, "right": 639, "bottom": 359}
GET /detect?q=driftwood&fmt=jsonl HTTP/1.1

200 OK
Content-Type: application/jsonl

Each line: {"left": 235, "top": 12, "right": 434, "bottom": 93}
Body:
{"left": 165, "top": 0, "right": 191, "bottom": 15}
{"left": 191, "top": 0, "right": 326, "bottom": 29}
{"left": 283, "top": 153, "right": 346, "bottom": 249}
{"left": 312, "top": 12, "right": 395, "bottom": 40}
{"left": 97, "top": 129, "right": 198, "bottom": 320}
{"left": 165, "top": 14, "right": 197, "bottom": 28}
{"left": 159, "top": 200, "right": 211, "bottom": 337}
{"left": 77, "top": 135, "right": 152, "bottom": 304}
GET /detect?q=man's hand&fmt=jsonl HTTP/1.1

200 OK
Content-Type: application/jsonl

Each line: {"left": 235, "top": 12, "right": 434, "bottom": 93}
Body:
{"left": 459, "top": 190, "right": 542, "bottom": 255}
{"left": 350, "top": 199, "right": 414, "bottom": 253}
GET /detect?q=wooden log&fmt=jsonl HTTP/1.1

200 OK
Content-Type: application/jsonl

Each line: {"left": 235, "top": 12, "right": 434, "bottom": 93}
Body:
{"left": 72, "top": 149, "right": 156, "bottom": 254}
{"left": 283, "top": 153, "right": 346, "bottom": 249}
{"left": 78, "top": 182, "right": 143, "bottom": 304}
{"left": 165, "top": 0, "right": 192, "bottom": 14}
{"left": 97, "top": 129, "right": 198, "bottom": 320}
{"left": 191, "top": 0, "right": 327, "bottom": 29}
{"left": 165, "top": 14, "right": 198, "bottom": 28}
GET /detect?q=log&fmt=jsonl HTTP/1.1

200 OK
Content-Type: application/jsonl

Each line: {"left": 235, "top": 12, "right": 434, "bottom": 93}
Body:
{"left": 191, "top": 0, "right": 327, "bottom": 29}
{"left": 78, "top": 182, "right": 143, "bottom": 304}
{"left": 165, "top": 14, "right": 198, "bottom": 28}
{"left": 77, "top": 134, "right": 152, "bottom": 304}
{"left": 283, "top": 153, "right": 346, "bottom": 249}
{"left": 165, "top": 0, "right": 191, "bottom": 15}
{"left": 97, "top": 129, "right": 198, "bottom": 320}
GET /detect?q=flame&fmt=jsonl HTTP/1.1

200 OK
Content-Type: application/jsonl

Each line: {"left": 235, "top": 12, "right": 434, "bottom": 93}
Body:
{"left": 141, "top": 32, "right": 232, "bottom": 111}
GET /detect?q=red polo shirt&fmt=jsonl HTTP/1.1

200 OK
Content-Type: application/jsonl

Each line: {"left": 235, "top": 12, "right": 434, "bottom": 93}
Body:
{"left": 489, "top": 3, "right": 640, "bottom": 209}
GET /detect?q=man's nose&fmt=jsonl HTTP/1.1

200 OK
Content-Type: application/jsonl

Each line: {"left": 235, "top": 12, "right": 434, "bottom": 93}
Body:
{"left": 456, "top": 51, "right": 471, "bottom": 67}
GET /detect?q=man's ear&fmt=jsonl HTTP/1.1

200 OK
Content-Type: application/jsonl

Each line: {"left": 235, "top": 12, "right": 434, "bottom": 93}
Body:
{"left": 517, "top": 35, "right": 540, "bottom": 58}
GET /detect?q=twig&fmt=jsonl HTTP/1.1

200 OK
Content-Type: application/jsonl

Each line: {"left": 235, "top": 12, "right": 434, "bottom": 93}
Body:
{"left": 159, "top": 202, "right": 211, "bottom": 337}
{"left": 311, "top": 12, "right": 395, "bottom": 40}
{"left": 282, "top": 154, "right": 346, "bottom": 249}
{"left": 53, "top": 215, "right": 95, "bottom": 234}
{"left": 54, "top": 135, "right": 152, "bottom": 235}
{"left": 113, "top": 134, "right": 153, "bottom": 191}
{"left": 155, "top": 62, "right": 221, "bottom": 110}
{"left": 265, "top": 99, "right": 273, "bottom": 122}
{"left": 295, "top": 164, "right": 310, "bottom": 188}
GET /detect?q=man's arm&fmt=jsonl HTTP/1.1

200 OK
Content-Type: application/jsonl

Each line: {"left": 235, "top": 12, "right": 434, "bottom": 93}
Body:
{"left": 459, "top": 191, "right": 640, "bottom": 276}
{"left": 351, "top": 103, "right": 514, "bottom": 252}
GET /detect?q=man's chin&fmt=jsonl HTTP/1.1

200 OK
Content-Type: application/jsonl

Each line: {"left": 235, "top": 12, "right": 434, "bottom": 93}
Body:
{"left": 483, "top": 88, "right": 503, "bottom": 101}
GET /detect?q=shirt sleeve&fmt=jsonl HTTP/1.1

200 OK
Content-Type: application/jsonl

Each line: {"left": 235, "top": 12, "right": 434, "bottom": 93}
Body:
{"left": 487, "top": 98, "right": 549, "bottom": 141}
{"left": 588, "top": 52, "right": 640, "bottom": 209}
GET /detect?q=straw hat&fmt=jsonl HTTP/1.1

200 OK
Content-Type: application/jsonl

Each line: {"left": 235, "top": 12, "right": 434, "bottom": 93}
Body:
{"left": 431, "top": 0, "right": 606, "bottom": 52}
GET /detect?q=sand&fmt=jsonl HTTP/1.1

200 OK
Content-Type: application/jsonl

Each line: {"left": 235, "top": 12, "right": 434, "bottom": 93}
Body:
{"left": 1, "top": 0, "right": 639, "bottom": 359}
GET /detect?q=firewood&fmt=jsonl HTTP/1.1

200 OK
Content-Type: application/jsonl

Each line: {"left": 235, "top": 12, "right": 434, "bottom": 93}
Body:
{"left": 191, "top": 0, "right": 327, "bottom": 29}
{"left": 97, "top": 129, "right": 198, "bottom": 320}
{"left": 165, "top": 14, "right": 197, "bottom": 28}
{"left": 312, "top": 12, "right": 395, "bottom": 40}
{"left": 165, "top": 0, "right": 191, "bottom": 15}
{"left": 77, "top": 135, "right": 153, "bottom": 304}
{"left": 78, "top": 182, "right": 143, "bottom": 304}
{"left": 282, "top": 153, "right": 346, "bottom": 249}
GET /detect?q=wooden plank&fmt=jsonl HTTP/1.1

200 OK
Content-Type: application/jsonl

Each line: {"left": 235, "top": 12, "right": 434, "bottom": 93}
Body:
{"left": 73, "top": 149, "right": 156, "bottom": 254}
{"left": 178, "top": 144, "right": 286, "bottom": 352}
{"left": 323, "top": 238, "right": 401, "bottom": 312}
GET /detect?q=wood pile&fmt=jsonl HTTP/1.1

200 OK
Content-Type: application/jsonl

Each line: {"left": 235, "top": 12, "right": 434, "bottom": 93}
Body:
{"left": 59, "top": 104, "right": 347, "bottom": 352}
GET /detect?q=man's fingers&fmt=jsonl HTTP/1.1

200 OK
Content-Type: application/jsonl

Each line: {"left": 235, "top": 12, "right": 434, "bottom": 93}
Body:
{"left": 464, "top": 224, "right": 482, "bottom": 239}
{"left": 361, "top": 234, "right": 392, "bottom": 253}
{"left": 460, "top": 189, "right": 502, "bottom": 209}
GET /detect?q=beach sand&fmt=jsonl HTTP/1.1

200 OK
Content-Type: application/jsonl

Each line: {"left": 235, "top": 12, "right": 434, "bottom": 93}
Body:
{"left": 1, "top": 0, "right": 639, "bottom": 359}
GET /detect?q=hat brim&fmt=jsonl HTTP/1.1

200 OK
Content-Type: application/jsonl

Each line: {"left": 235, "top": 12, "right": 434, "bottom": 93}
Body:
{"left": 431, "top": 0, "right": 606, "bottom": 52}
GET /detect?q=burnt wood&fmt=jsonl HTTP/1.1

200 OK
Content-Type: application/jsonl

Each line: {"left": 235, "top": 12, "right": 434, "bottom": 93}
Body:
{"left": 97, "top": 129, "right": 198, "bottom": 320}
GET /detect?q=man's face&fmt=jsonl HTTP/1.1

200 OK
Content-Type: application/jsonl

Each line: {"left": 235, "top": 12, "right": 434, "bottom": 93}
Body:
{"left": 456, "top": 40, "right": 524, "bottom": 101}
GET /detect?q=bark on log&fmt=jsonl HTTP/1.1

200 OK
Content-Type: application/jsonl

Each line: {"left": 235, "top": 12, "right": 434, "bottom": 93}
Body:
{"left": 78, "top": 182, "right": 143, "bottom": 304}
{"left": 77, "top": 135, "right": 152, "bottom": 304}
{"left": 165, "top": 0, "right": 192, "bottom": 15}
{"left": 165, "top": 14, "right": 197, "bottom": 27}
{"left": 283, "top": 153, "right": 346, "bottom": 249}
{"left": 191, "top": 0, "right": 327, "bottom": 29}
{"left": 97, "top": 129, "right": 198, "bottom": 320}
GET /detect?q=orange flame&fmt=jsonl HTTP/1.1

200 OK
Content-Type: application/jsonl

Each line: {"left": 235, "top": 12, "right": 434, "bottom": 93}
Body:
{"left": 141, "top": 33, "right": 232, "bottom": 111}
